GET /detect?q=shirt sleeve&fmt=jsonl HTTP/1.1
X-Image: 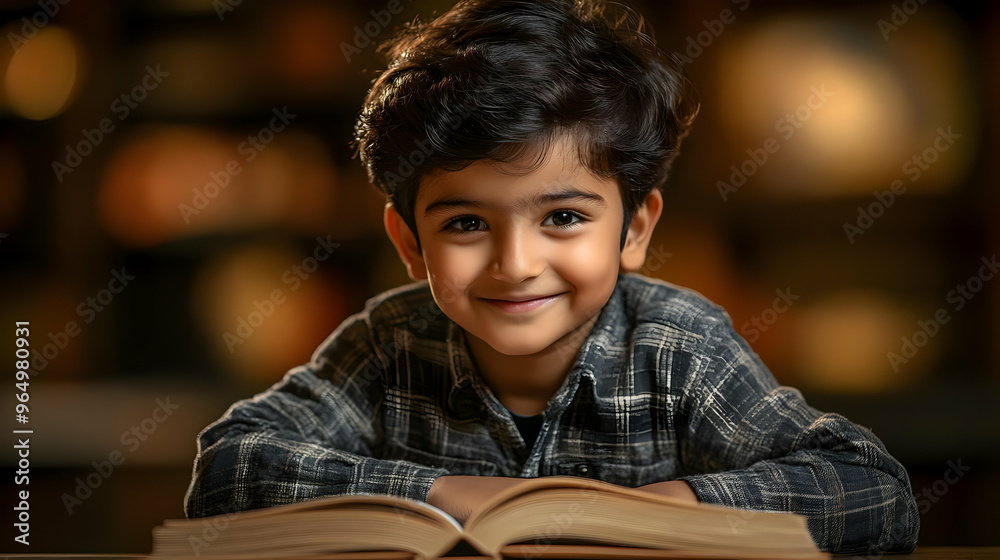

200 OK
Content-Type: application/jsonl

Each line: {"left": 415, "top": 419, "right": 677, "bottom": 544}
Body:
{"left": 674, "top": 316, "right": 919, "bottom": 554}
{"left": 183, "top": 313, "right": 448, "bottom": 519}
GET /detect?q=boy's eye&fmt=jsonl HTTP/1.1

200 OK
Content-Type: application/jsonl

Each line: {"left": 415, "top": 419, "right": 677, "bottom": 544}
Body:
{"left": 543, "top": 210, "right": 584, "bottom": 228}
{"left": 444, "top": 216, "right": 487, "bottom": 232}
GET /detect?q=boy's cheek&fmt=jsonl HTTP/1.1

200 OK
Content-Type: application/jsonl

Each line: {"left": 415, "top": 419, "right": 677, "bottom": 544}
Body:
{"left": 558, "top": 242, "right": 621, "bottom": 284}
{"left": 426, "top": 263, "right": 473, "bottom": 304}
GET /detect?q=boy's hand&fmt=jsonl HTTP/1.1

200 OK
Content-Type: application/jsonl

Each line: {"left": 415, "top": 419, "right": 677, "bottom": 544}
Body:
{"left": 637, "top": 480, "right": 700, "bottom": 503}
{"left": 427, "top": 475, "right": 525, "bottom": 523}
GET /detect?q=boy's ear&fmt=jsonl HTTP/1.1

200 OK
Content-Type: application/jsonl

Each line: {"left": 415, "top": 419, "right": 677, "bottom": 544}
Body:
{"left": 384, "top": 203, "right": 428, "bottom": 281}
{"left": 620, "top": 189, "right": 663, "bottom": 272}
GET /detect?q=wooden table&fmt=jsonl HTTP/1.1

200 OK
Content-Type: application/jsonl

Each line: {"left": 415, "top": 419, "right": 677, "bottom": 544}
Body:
{"left": 893, "top": 550, "right": 1000, "bottom": 560}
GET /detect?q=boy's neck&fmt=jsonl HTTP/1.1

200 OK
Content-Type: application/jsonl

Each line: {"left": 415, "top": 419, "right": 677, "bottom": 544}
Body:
{"left": 466, "top": 314, "right": 599, "bottom": 416}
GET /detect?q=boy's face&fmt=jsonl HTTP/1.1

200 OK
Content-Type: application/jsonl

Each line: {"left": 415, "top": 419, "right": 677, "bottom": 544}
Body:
{"left": 385, "top": 138, "right": 660, "bottom": 358}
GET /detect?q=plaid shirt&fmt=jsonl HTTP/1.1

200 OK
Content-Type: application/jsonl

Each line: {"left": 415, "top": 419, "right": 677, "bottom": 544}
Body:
{"left": 185, "top": 273, "right": 918, "bottom": 553}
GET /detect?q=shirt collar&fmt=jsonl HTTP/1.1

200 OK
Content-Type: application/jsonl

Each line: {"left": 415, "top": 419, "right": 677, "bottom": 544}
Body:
{"left": 562, "top": 275, "right": 630, "bottom": 398}
{"left": 445, "top": 320, "right": 485, "bottom": 416}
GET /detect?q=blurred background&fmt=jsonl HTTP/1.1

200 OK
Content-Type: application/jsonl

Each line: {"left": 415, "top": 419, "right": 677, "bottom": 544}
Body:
{"left": 0, "top": 0, "right": 997, "bottom": 552}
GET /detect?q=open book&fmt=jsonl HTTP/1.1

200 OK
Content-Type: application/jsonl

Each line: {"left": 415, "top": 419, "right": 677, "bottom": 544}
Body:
{"left": 152, "top": 477, "right": 826, "bottom": 559}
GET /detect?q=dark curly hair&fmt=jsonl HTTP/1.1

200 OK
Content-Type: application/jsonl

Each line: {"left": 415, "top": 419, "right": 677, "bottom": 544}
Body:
{"left": 355, "top": 0, "right": 699, "bottom": 248}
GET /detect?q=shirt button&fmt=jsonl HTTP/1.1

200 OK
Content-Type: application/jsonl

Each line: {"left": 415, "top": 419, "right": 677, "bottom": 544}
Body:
{"left": 574, "top": 464, "right": 590, "bottom": 477}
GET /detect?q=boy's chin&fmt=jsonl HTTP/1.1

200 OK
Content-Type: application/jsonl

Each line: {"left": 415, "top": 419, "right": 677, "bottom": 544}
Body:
{"left": 485, "top": 340, "right": 553, "bottom": 357}
{"left": 469, "top": 330, "right": 576, "bottom": 358}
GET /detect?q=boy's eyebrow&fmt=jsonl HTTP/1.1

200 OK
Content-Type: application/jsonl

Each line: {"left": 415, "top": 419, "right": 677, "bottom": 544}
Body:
{"left": 423, "top": 189, "right": 607, "bottom": 217}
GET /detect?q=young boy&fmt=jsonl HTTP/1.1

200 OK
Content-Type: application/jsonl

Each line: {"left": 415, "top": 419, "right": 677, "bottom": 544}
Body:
{"left": 185, "top": 0, "right": 919, "bottom": 552}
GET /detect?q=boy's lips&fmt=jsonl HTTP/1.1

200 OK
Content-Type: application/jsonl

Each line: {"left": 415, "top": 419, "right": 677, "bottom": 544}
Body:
{"left": 480, "top": 293, "right": 563, "bottom": 313}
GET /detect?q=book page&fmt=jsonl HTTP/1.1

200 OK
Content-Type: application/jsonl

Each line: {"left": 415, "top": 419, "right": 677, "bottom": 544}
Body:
{"left": 154, "top": 495, "right": 466, "bottom": 558}
{"left": 163, "top": 493, "right": 461, "bottom": 531}
{"left": 462, "top": 477, "right": 820, "bottom": 557}
{"left": 465, "top": 476, "right": 702, "bottom": 527}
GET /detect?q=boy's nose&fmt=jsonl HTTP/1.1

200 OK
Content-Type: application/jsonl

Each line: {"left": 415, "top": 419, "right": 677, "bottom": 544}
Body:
{"left": 488, "top": 229, "right": 545, "bottom": 283}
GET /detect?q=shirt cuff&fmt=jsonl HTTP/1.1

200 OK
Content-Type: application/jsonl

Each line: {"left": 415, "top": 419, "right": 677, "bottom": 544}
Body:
{"left": 347, "top": 459, "right": 450, "bottom": 502}
{"left": 678, "top": 471, "right": 769, "bottom": 510}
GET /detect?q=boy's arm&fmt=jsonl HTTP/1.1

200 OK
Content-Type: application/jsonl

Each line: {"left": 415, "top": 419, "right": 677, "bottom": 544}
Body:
{"left": 673, "top": 318, "right": 919, "bottom": 554}
{"left": 184, "top": 317, "right": 448, "bottom": 518}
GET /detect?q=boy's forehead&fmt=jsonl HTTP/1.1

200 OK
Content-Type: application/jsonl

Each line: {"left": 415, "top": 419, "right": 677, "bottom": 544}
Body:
{"left": 415, "top": 138, "right": 622, "bottom": 213}
{"left": 417, "top": 160, "right": 618, "bottom": 215}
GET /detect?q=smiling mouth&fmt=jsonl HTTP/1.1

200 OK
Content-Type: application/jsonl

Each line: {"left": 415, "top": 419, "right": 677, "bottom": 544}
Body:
{"left": 481, "top": 294, "right": 562, "bottom": 313}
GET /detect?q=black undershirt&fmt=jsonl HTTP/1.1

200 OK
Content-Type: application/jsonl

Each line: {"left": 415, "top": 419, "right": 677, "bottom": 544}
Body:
{"left": 508, "top": 409, "right": 544, "bottom": 450}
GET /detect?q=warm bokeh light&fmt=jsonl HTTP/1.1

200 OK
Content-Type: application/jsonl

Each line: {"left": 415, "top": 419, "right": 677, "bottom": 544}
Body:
{"left": 0, "top": 1, "right": 993, "bottom": 551}
{"left": 98, "top": 126, "right": 338, "bottom": 246}
{"left": 263, "top": 2, "right": 354, "bottom": 93}
{"left": 98, "top": 126, "right": 240, "bottom": 246}
{"left": 791, "top": 291, "right": 930, "bottom": 393}
{"left": 645, "top": 222, "right": 742, "bottom": 316}
{"left": 3, "top": 25, "right": 80, "bottom": 120}
{"left": 239, "top": 132, "right": 341, "bottom": 236}
{"left": 192, "top": 243, "right": 351, "bottom": 386}
{"left": 715, "top": 9, "right": 976, "bottom": 197}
